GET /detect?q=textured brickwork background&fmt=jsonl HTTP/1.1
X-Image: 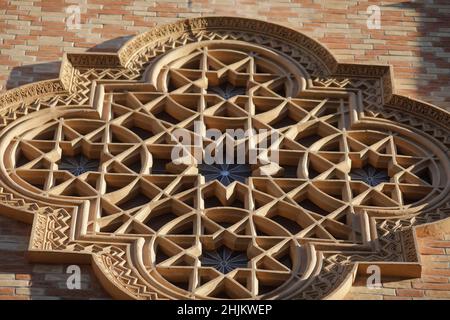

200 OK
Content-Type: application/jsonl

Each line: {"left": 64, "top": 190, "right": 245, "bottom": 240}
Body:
{"left": 0, "top": 216, "right": 109, "bottom": 300}
{"left": 346, "top": 235, "right": 450, "bottom": 300}
{"left": 1, "top": 0, "right": 450, "bottom": 109}
{"left": 0, "top": 0, "right": 450, "bottom": 300}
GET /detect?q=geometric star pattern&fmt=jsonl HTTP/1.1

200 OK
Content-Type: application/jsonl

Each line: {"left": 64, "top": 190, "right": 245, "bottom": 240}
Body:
{"left": 0, "top": 17, "right": 448, "bottom": 300}
{"left": 5, "top": 43, "right": 445, "bottom": 299}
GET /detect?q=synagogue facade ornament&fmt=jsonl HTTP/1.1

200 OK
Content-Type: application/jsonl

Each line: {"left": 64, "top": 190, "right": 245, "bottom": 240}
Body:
{"left": 0, "top": 17, "right": 449, "bottom": 300}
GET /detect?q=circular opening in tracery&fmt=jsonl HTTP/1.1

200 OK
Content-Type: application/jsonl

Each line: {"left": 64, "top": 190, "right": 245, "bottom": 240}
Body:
{"left": 201, "top": 247, "right": 249, "bottom": 274}
{"left": 350, "top": 165, "right": 389, "bottom": 187}
{"left": 199, "top": 163, "right": 252, "bottom": 186}
{"left": 59, "top": 155, "right": 99, "bottom": 176}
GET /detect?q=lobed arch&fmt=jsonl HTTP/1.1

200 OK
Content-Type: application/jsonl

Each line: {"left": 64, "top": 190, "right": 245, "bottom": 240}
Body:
{"left": 0, "top": 16, "right": 448, "bottom": 300}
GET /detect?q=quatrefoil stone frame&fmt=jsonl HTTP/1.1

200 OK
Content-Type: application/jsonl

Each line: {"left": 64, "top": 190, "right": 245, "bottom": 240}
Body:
{"left": 0, "top": 17, "right": 449, "bottom": 300}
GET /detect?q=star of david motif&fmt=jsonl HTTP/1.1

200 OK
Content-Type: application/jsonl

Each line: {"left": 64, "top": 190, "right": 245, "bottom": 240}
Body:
{"left": 0, "top": 17, "right": 448, "bottom": 300}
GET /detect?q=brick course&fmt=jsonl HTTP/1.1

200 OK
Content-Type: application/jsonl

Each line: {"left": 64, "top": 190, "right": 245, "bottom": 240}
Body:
{"left": 347, "top": 235, "right": 450, "bottom": 300}
{"left": 0, "top": 0, "right": 449, "bottom": 299}
{"left": 0, "top": 216, "right": 109, "bottom": 300}
{"left": 0, "top": 1, "right": 449, "bottom": 109}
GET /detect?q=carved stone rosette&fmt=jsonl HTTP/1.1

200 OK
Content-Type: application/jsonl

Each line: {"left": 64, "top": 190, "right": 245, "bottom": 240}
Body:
{"left": 0, "top": 17, "right": 449, "bottom": 300}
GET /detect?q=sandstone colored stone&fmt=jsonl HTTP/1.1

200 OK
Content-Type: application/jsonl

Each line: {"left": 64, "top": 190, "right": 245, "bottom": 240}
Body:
{"left": 0, "top": 2, "right": 449, "bottom": 301}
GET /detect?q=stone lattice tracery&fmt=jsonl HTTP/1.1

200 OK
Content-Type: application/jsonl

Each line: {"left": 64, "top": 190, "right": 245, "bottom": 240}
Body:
{"left": 0, "top": 17, "right": 449, "bottom": 300}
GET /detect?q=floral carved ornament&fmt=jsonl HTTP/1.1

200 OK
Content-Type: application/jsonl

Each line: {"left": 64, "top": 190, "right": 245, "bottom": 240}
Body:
{"left": 0, "top": 17, "right": 449, "bottom": 300}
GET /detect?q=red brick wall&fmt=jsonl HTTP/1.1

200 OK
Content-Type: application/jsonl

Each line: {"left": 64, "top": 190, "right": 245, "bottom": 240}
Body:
{"left": 346, "top": 234, "right": 450, "bottom": 300}
{"left": 0, "top": 0, "right": 449, "bottom": 300}
{"left": 0, "top": 216, "right": 109, "bottom": 300}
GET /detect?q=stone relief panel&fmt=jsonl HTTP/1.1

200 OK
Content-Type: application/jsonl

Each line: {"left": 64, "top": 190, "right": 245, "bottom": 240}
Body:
{"left": 0, "top": 17, "right": 448, "bottom": 300}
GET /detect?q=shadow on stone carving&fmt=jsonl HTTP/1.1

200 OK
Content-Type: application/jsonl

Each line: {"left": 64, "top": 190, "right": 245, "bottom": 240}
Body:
{"left": 381, "top": 1, "right": 450, "bottom": 110}
{"left": 87, "top": 35, "right": 133, "bottom": 53}
{"left": 5, "top": 35, "right": 133, "bottom": 91}
{"left": 6, "top": 61, "right": 61, "bottom": 91}
{"left": 0, "top": 215, "right": 110, "bottom": 300}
